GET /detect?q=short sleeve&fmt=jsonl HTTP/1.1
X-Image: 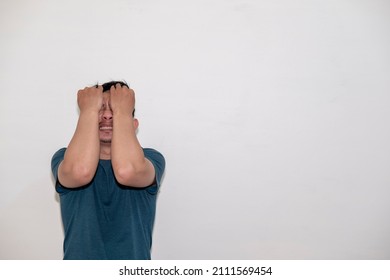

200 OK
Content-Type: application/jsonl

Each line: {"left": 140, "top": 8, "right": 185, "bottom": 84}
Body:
{"left": 143, "top": 148, "right": 166, "bottom": 195}
{"left": 51, "top": 148, "right": 69, "bottom": 194}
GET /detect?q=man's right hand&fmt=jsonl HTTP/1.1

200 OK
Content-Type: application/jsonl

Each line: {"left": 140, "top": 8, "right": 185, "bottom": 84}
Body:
{"left": 77, "top": 85, "right": 103, "bottom": 113}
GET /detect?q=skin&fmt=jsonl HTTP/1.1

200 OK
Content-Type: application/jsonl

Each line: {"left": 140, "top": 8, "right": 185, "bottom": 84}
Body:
{"left": 58, "top": 84, "right": 156, "bottom": 188}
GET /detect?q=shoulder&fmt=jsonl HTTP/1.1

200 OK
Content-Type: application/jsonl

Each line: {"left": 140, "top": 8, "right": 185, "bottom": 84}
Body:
{"left": 52, "top": 147, "right": 67, "bottom": 158}
{"left": 142, "top": 148, "right": 165, "bottom": 193}
{"left": 143, "top": 148, "right": 165, "bottom": 173}
{"left": 143, "top": 148, "right": 165, "bottom": 163}
{"left": 51, "top": 148, "right": 67, "bottom": 168}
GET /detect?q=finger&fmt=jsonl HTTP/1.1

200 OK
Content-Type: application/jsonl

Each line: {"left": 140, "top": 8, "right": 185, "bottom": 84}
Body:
{"left": 110, "top": 85, "right": 116, "bottom": 93}
{"left": 121, "top": 84, "right": 132, "bottom": 93}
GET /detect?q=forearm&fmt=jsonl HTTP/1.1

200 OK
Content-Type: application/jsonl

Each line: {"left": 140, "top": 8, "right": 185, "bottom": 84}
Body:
{"left": 60, "top": 110, "right": 100, "bottom": 186}
{"left": 111, "top": 112, "right": 153, "bottom": 187}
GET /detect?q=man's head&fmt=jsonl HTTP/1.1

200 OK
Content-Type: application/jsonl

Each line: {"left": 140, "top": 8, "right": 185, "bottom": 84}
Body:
{"left": 97, "top": 81, "right": 138, "bottom": 144}
{"left": 99, "top": 81, "right": 135, "bottom": 117}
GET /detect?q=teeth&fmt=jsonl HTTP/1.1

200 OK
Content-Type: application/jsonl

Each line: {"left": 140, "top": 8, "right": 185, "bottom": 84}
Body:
{"left": 100, "top": 127, "right": 113, "bottom": 130}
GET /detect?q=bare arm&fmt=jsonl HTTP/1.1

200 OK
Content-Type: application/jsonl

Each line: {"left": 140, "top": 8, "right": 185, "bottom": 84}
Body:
{"left": 110, "top": 84, "right": 156, "bottom": 188}
{"left": 58, "top": 86, "right": 103, "bottom": 188}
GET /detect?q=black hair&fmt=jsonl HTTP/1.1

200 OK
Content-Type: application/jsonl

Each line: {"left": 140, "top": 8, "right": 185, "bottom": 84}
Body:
{"left": 96, "top": 80, "right": 135, "bottom": 117}
{"left": 100, "top": 80, "right": 129, "bottom": 92}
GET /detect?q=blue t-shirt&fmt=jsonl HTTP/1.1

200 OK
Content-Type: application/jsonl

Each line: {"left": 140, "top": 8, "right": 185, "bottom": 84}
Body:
{"left": 51, "top": 148, "right": 165, "bottom": 260}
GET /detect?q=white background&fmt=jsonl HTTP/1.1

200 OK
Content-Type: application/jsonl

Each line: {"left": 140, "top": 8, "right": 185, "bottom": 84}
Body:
{"left": 0, "top": 0, "right": 389, "bottom": 259}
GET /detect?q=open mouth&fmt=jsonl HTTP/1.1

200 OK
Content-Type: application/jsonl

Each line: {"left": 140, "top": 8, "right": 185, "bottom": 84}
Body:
{"left": 99, "top": 126, "right": 113, "bottom": 131}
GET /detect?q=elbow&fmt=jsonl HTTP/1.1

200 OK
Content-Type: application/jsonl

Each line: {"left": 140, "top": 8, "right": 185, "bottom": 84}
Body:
{"left": 59, "top": 159, "right": 97, "bottom": 188}
{"left": 113, "top": 165, "right": 139, "bottom": 187}
{"left": 73, "top": 165, "right": 95, "bottom": 185}
{"left": 61, "top": 164, "right": 95, "bottom": 187}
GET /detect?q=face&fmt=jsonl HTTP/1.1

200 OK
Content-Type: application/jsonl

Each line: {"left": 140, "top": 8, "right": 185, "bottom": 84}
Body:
{"left": 98, "top": 92, "right": 139, "bottom": 144}
{"left": 98, "top": 93, "right": 113, "bottom": 144}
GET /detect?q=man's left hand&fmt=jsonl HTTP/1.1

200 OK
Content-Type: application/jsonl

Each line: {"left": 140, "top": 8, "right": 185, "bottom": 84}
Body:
{"left": 109, "top": 83, "right": 135, "bottom": 116}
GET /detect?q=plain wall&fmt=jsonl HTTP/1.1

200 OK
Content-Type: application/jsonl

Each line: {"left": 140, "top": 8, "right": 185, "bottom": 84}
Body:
{"left": 1, "top": 0, "right": 390, "bottom": 259}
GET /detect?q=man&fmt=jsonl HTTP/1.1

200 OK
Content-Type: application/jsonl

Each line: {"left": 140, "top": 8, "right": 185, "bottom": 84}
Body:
{"left": 51, "top": 81, "right": 165, "bottom": 260}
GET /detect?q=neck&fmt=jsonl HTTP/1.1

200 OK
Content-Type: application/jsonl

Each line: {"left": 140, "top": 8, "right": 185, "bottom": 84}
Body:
{"left": 99, "top": 143, "right": 111, "bottom": 160}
